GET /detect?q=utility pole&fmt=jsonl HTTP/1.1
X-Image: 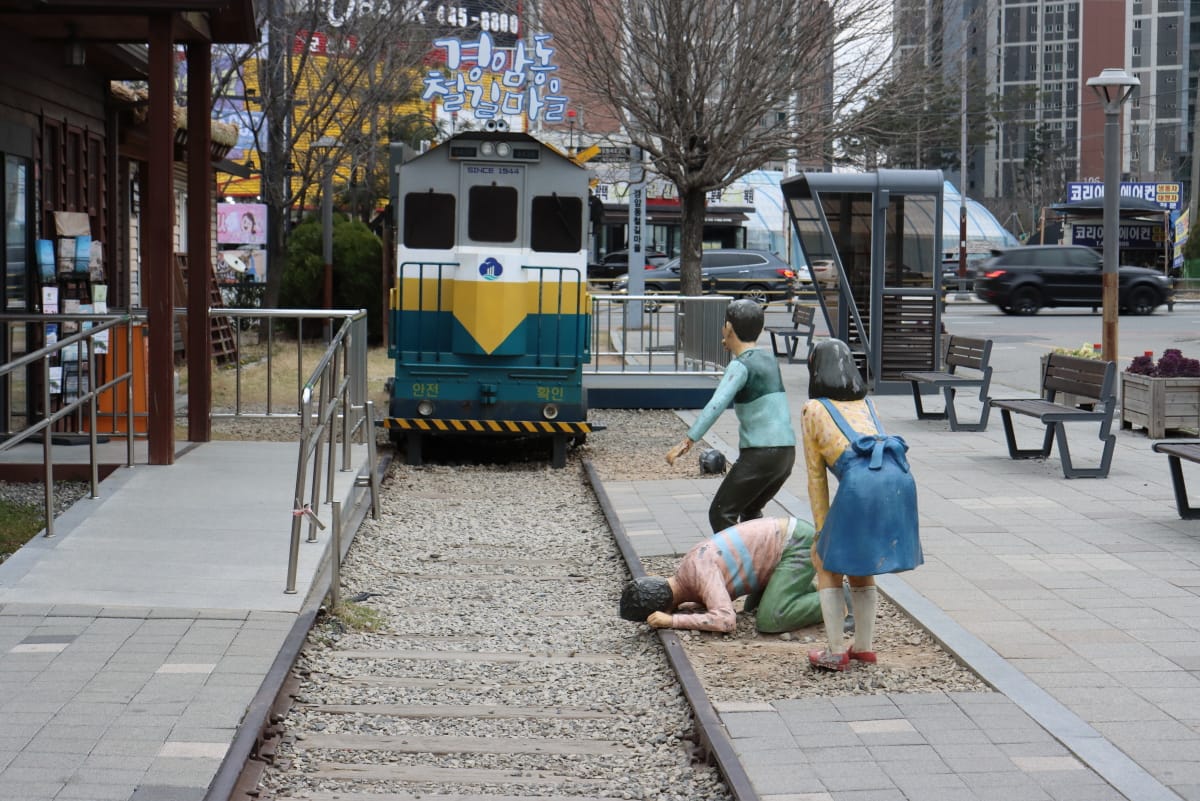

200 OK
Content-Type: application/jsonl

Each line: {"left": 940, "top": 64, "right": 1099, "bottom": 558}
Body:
{"left": 1190, "top": 74, "right": 1200, "bottom": 223}
{"left": 955, "top": 14, "right": 970, "bottom": 300}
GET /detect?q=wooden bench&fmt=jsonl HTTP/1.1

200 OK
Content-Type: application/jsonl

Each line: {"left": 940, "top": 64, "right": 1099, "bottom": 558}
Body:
{"left": 1152, "top": 441, "right": 1200, "bottom": 519}
{"left": 989, "top": 353, "right": 1117, "bottom": 478}
{"left": 899, "top": 334, "right": 993, "bottom": 432}
{"left": 766, "top": 304, "right": 816, "bottom": 364}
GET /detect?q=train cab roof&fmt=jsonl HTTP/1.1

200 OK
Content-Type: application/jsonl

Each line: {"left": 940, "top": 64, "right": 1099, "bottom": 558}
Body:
{"left": 401, "top": 130, "right": 585, "bottom": 171}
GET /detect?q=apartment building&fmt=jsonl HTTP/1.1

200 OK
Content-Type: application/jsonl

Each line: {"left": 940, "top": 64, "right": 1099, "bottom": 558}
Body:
{"left": 907, "top": 0, "right": 1189, "bottom": 209}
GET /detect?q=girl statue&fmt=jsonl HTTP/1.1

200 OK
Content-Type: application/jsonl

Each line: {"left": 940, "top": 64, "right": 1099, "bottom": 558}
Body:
{"left": 801, "top": 339, "right": 923, "bottom": 671}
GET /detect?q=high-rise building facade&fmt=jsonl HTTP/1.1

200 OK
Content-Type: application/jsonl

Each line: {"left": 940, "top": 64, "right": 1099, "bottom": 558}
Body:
{"left": 910, "top": 0, "right": 1190, "bottom": 210}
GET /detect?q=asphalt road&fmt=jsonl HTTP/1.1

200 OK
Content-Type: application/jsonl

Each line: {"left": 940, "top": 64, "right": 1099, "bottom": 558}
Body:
{"left": 941, "top": 300, "right": 1200, "bottom": 394}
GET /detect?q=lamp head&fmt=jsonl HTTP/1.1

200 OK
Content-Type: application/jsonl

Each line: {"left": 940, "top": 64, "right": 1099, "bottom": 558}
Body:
{"left": 1087, "top": 68, "right": 1140, "bottom": 107}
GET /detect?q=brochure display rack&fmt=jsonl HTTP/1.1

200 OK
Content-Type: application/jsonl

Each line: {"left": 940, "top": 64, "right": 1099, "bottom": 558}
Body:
{"left": 36, "top": 211, "right": 108, "bottom": 429}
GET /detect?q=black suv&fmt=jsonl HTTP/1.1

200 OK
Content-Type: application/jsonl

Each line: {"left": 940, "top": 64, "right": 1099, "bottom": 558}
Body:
{"left": 973, "top": 245, "right": 1171, "bottom": 315}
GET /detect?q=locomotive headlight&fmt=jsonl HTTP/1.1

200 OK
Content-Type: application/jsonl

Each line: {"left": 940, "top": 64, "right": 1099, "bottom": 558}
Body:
{"left": 542, "top": 404, "right": 559, "bottom": 420}
{"left": 496, "top": 142, "right": 511, "bottom": 157}
{"left": 417, "top": 400, "right": 435, "bottom": 416}
{"left": 480, "top": 142, "right": 496, "bottom": 156}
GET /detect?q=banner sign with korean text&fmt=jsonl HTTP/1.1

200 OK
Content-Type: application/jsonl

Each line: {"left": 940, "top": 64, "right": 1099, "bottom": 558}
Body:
{"left": 1066, "top": 181, "right": 1181, "bottom": 211}
{"left": 422, "top": 31, "right": 567, "bottom": 122}
{"left": 1070, "top": 221, "right": 1168, "bottom": 250}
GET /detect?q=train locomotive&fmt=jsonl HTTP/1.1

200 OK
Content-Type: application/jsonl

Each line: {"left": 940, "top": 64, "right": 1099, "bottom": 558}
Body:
{"left": 384, "top": 126, "right": 595, "bottom": 468}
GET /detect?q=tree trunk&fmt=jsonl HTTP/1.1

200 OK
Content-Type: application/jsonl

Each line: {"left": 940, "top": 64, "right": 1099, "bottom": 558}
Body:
{"left": 678, "top": 186, "right": 707, "bottom": 296}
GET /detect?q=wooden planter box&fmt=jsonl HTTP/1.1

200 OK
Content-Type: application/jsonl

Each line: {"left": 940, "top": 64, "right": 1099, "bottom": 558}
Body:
{"left": 1120, "top": 372, "right": 1200, "bottom": 438}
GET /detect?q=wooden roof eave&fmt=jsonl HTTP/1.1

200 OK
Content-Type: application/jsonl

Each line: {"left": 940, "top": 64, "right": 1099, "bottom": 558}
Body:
{"left": 0, "top": 0, "right": 257, "bottom": 47}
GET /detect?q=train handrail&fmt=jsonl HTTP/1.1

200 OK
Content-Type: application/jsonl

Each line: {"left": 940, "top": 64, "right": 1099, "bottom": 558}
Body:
{"left": 284, "top": 311, "right": 379, "bottom": 595}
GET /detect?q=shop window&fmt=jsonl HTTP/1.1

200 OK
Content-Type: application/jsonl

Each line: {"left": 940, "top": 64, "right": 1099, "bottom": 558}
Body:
{"left": 4, "top": 154, "right": 32, "bottom": 311}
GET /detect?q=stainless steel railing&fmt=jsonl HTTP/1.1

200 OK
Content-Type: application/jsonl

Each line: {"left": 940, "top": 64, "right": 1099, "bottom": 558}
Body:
{"left": 588, "top": 293, "right": 798, "bottom": 374}
{"left": 282, "top": 310, "right": 379, "bottom": 595}
{"left": 209, "top": 308, "right": 369, "bottom": 419}
{"left": 0, "top": 313, "right": 139, "bottom": 538}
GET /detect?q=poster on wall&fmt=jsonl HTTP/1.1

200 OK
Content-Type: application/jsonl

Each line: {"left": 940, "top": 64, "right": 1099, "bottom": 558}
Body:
{"left": 218, "top": 249, "right": 266, "bottom": 283}
{"left": 217, "top": 203, "right": 267, "bottom": 246}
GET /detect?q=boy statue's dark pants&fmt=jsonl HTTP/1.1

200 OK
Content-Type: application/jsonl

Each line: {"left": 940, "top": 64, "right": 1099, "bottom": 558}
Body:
{"left": 707, "top": 445, "right": 795, "bottom": 533}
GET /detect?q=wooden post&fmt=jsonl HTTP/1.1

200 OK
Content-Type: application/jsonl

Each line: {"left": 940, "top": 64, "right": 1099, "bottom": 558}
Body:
{"left": 146, "top": 15, "right": 176, "bottom": 465}
{"left": 187, "top": 41, "right": 213, "bottom": 443}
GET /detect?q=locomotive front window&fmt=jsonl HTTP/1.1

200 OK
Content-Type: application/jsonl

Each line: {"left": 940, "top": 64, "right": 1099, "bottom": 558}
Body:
{"left": 468, "top": 185, "right": 518, "bottom": 242}
{"left": 531, "top": 195, "right": 582, "bottom": 253}
{"left": 404, "top": 192, "right": 455, "bottom": 249}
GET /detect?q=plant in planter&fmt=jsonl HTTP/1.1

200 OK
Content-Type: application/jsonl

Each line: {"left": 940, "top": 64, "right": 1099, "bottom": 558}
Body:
{"left": 1042, "top": 343, "right": 1102, "bottom": 407}
{"left": 1121, "top": 348, "right": 1200, "bottom": 438}
{"left": 1051, "top": 342, "right": 1103, "bottom": 359}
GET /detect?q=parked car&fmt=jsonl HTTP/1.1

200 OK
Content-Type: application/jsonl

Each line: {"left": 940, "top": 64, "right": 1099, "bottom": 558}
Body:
{"left": 613, "top": 248, "right": 799, "bottom": 306}
{"left": 940, "top": 253, "right": 989, "bottom": 292}
{"left": 588, "top": 249, "right": 669, "bottom": 280}
{"left": 973, "top": 245, "right": 1171, "bottom": 315}
{"left": 809, "top": 259, "right": 837, "bottom": 284}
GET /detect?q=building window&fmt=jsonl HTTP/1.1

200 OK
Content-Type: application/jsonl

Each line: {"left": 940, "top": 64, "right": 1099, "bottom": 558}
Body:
{"left": 4, "top": 154, "right": 32, "bottom": 311}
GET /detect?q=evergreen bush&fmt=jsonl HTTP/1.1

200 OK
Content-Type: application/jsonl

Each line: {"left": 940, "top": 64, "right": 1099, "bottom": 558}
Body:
{"left": 281, "top": 213, "right": 384, "bottom": 344}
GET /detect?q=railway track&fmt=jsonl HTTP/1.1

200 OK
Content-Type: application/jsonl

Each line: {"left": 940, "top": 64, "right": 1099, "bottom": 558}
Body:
{"left": 237, "top": 452, "right": 739, "bottom": 801}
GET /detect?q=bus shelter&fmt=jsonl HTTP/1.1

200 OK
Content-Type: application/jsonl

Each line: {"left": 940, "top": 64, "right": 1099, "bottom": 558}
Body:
{"left": 782, "top": 170, "right": 945, "bottom": 394}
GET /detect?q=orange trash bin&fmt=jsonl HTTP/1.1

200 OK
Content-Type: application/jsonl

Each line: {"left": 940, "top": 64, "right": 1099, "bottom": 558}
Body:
{"left": 92, "top": 322, "right": 149, "bottom": 434}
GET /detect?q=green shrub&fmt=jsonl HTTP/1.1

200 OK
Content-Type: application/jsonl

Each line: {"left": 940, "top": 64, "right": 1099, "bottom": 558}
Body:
{"left": 280, "top": 214, "right": 384, "bottom": 343}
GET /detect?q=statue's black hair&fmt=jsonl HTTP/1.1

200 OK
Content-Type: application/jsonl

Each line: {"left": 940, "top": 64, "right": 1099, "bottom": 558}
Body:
{"left": 725, "top": 299, "right": 764, "bottom": 342}
{"left": 619, "top": 576, "right": 673, "bottom": 621}
{"left": 808, "top": 338, "right": 868, "bottom": 401}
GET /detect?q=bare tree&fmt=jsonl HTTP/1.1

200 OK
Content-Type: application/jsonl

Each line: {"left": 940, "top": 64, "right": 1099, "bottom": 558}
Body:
{"left": 546, "top": 0, "right": 895, "bottom": 295}
{"left": 209, "top": 0, "right": 461, "bottom": 307}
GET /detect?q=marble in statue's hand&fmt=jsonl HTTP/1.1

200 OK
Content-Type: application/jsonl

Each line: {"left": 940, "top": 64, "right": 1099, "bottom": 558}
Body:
{"left": 646, "top": 611, "right": 673, "bottom": 628}
{"left": 666, "top": 438, "right": 692, "bottom": 466}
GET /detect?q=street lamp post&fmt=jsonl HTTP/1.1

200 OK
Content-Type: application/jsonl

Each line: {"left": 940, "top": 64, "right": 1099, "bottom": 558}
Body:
{"left": 313, "top": 136, "right": 340, "bottom": 328}
{"left": 1086, "top": 68, "right": 1140, "bottom": 364}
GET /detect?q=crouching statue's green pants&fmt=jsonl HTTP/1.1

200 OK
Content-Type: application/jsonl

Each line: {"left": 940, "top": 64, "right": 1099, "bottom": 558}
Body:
{"left": 754, "top": 519, "right": 822, "bottom": 633}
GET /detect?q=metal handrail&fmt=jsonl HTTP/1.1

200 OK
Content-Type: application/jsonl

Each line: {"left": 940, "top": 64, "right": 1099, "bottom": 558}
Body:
{"left": 0, "top": 314, "right": 138, "bottom": 537}
{"left": 207, "top": 308, "right": 368, "bottom": 418}
{"left": 589, "top": 293, "right": 794, "bottom": 375}
{"left": 283, "top": 311, "right": 378, "bottom": 594}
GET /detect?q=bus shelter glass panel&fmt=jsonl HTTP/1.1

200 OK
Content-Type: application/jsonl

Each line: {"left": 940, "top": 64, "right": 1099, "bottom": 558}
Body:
{"left": 783, "top": 170, "right": 944, "bottom": 394}
{"left": 885, "top": 194, "right": 938, "bottom": 289}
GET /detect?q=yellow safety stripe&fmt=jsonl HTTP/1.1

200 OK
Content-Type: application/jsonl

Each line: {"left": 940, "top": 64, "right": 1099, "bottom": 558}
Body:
{"left": 382, "top": 418, "right": 592, "bottom": 434}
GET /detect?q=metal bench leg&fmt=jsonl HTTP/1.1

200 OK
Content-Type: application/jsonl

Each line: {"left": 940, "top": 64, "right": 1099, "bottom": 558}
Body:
{"left": 1165, "top": 456, "right": 1200, "bottom": 518}
{"left": 909, "top": 382, "right": 948, "bottom": 420}
{"left": 944, "top": 387, "right": 991, "bottom": 432}
{"left": 1053, "top": 424, "right": 1115, "bottom": 479}
{"left": 787, "top": 334, "right": 801, "bottom": 364}
{"left": 770, "top": 332, "right": 799, "bottom": 362}
{"left": 999, "top": 409, "right": 1055, "bottom": 460}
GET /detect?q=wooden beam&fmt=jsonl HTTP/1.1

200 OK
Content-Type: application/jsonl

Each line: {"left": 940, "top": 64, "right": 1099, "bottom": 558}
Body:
{"left": 186, "top": 41, "right": 212, "bottom": 442}
{"left": 146, "top": 13, "right": 175, "bottom": 464}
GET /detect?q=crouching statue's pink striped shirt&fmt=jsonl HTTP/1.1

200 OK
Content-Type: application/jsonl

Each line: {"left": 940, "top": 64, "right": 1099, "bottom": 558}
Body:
{"left": 668, "top": 517, "right": 796, "bottom": 632}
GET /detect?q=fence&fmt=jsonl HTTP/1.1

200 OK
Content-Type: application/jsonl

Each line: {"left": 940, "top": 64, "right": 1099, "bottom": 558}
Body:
{"left": 588, "top": 294, "right": 755, "bottom": 375}
{"left": 0, "top": 313, "right": 139, "bottom": 537}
